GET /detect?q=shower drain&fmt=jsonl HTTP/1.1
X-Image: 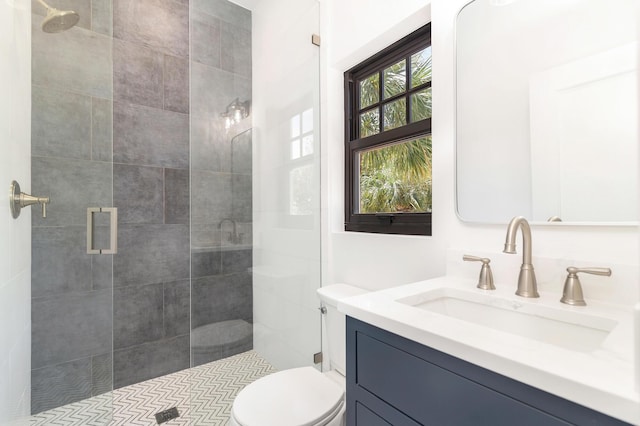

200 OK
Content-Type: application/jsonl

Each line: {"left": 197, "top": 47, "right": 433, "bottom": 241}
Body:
{"left": 155, "top": 407, "right": 180, "bottom": 424}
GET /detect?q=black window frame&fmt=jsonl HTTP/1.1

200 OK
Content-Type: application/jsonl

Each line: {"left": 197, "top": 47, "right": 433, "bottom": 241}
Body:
{"left": 344, "top": 24, "right": 432, "bottom": 236}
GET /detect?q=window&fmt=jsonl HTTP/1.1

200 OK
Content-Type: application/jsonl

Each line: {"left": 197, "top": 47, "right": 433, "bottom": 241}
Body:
{"left": 344, "top": 25, "right": 432, "bottom": 235}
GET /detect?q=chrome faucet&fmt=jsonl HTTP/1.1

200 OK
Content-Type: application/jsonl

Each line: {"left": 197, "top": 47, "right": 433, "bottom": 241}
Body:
{"left": 503, "top": 216, "right": 539, "bottom": 298}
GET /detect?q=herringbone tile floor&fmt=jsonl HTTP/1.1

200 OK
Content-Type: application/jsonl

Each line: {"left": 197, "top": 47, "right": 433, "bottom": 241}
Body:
{"left": 29, "top": 350, "right": 276, "bottom": 426}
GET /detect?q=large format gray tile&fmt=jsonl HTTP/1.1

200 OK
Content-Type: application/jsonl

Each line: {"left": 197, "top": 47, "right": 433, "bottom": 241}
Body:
{"left": 31, "top": 1, "right": 92, "bottom": 31}
{"left": 91, "top": 0, "right": 112, "bottom": 36}
{"left": 92, "top": 97, "right": 113, "bottom": 162}
{"left": 31, "top": 357, "right": 92, "bottom": 415}
{"left": 191, "top": 248, "right": 222, "bottom": 278}
{"left": 232, "top": 173, "right": 252, "bottom": 222}
{"left": 113, "top": 164, "right": 164, "bottom": 224}
{"left": 32, "top": 86, "right": 91, "bottom": 160}
{"left": 191, "top": 62, "right": 235, "bottom": 120}
{"left": 32, "top": 226, "right": 92, "bottom": 298}
{"left": 113, "top": 0, "right": 189, "bottom": 58}
{"left": 113, "top": 102, "right": 189, "bottom": 168}
{"left": 220, "top": 21, "right": 251, "bottom": 77}
{"left": 32, "top": 289, "right": 112, "bottom": 369}
{"left": 233, "top": 73, "right": 252, "bottom": 105}
{"left": 191, "top": 271, "right": 252, "bottom": 328}
{"left": 191, "top": 10, "right": 221, "bottom": 68}
{"left": 165, "top": 168, "right": 189, "bottom": 224}
{"left": 164, "top": 279, "right": 190, "bottom": 338}
{"left": 191, "top": 62, "right": 246, "bottom": 120}
{"left": 113, "top": 335, "right": 190, "bottom": 389}
{"left": 32, "top": 20, "right": 112, "bottom": 99}
{"left": 191, "top": 170, "right": 232, "bottom": 225}
{"left": 32, "top": 156, "right": 112, "bottom": 227}
{"left": 92, "top": 255, "right": 113, "bottom": 291}
{"left": 231, "top": 128, "right": 252, "bottom": 174}
{"left": 191, "top": 115, "right": 230, "bottom": 173}
{"left": 114, "top": 283, "right": 164, "bottom": 349}
{"left": 91, "top": 353, "right": 112, "bottom": 397}
{"left": 114, "top": 224, "right": 190, "bottom": 287}
{"left": 192, "top": 0, "right": 250, "bottom": 30}
{"left": 164, "top": 54, "right": 189, "bottom": 114}
{"left": 191, "top": 223, "right": 222, "bottom": 248}
{"left": 113, "top": 40, "right": 163, "bottom": 109}
{"left": 222, "top": 248, "right": 252, "bottom": 275}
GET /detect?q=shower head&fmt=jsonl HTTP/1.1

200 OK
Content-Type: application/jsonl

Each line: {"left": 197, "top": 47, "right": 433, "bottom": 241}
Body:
{"left": 38, "top": 0, "right": 79, "bottom": 33}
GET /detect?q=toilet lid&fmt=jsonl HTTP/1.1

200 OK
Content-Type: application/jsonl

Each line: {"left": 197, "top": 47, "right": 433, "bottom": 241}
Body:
{"left": 232, "top": 367, "right": 344, "bottom": 426}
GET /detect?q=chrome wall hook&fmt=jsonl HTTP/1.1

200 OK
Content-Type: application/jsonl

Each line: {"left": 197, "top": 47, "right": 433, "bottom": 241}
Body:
{"left": 9, "top": 180, "right": 50, "bottom": 219}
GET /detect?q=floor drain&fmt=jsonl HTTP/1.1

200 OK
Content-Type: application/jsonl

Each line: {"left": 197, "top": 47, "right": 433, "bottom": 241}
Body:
{"left": 155, "top": 407, "right": 180, "bottom": 424}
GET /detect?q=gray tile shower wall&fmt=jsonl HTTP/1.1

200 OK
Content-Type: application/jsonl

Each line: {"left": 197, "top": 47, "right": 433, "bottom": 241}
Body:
{"left": 111, "top": 0, "right": 191, "bottom": 388}
{"left": 189, "top": 0, "right": 253, "bottom": 367}
{"left": 31, "top": 0, "right": 252, "bottom": 414}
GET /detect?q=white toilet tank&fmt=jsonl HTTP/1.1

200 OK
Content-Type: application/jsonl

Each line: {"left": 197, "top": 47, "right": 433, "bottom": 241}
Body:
{"left": 317, "top": 284, "right": 368, "bottom": 376}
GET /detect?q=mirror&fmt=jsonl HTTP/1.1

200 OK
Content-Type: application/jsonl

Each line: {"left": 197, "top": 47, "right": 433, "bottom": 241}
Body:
{"left": 455, "top": 0, "right": 638, "bottom": 224}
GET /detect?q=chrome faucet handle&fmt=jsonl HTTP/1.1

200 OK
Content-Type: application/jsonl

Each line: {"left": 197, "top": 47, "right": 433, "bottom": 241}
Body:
{"left": 560, "top": 266, "right": 612, "bottom": 306}
{"left": 463, "top": 255, "right": 495, "bottom": 290}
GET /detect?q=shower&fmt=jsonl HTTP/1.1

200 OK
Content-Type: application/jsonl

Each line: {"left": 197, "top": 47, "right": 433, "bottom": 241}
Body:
{"left": 22, "top": 0, "right": 321, "bottom": 422}
{"left": 37, "top": 0, "right": 79, "bottom": 33}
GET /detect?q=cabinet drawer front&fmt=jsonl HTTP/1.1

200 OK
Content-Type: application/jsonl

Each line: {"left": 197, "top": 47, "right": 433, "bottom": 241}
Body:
{"left": 355, "top": 331, "right": 569, "bottom": 426}
{"left": 356, "top": 403, "right": 392, "bottom": 426}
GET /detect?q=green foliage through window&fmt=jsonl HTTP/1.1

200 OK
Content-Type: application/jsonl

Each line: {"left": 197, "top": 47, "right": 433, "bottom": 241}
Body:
{"left": 359, "top": 137, "right": 432, "bottom": 213}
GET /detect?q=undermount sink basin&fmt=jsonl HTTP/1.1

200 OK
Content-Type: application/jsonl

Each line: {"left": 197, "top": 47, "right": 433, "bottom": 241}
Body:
{"left": 397, "top": 287, "right": 618, "bottom": 353}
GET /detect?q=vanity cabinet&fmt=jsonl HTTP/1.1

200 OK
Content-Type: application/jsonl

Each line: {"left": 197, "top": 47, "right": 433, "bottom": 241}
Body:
{"left": 346, "top": 317, "right": 630, "bottom": 426}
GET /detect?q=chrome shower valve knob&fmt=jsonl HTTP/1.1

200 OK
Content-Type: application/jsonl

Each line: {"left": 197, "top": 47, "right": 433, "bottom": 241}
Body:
{"left": 9, "top": 180, "right": 50, "bottom": 219}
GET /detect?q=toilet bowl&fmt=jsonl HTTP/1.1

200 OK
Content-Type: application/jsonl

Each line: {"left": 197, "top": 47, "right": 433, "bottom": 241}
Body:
{"left": 229, "top": 284, "right": 367, "bottom": 426}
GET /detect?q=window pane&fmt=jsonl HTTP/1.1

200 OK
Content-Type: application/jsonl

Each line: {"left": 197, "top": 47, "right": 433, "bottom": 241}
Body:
{"left": 290, "top": 114, "right": 300, "bottom": 138}
{"left": 358, "top": 136, "right": 432, "bottom": 214}
{"left": 302, "top": 135, "right": 313, "bottom": 156}
{"left": 383, "top": 60, "right": 406, "bottom": 99}
{"left": 411, "top": 88, "right": 432, "bottom": 122}
{"left": 411, "top": 47, "right": 432, "bottom": 88}
{"left": 360, "top": 73, "right": 379, "bottom": 109}
{"left": 302, "top": 108, "right": 313, "bottom": 134}
{"left": 360, "top": 109, "right": 380, "bottom": 138}
{"left": 291, "top": 139, "right": 300, "bottom": 159}
{"left": 383, "top": 99, "right": 406, "bottom": 131}
{"left": 290, "top": 164, "right": 313, "bottom": 215}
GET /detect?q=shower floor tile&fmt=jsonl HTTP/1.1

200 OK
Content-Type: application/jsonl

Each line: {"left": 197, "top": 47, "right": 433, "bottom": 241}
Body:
{"left": 29, "top": 350, "right": 276, "bottom": 426}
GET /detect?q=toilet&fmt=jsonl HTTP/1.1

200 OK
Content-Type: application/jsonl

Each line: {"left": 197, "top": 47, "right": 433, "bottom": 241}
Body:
{"left": 229, "top": 284, "right": 368, "bottom": 426}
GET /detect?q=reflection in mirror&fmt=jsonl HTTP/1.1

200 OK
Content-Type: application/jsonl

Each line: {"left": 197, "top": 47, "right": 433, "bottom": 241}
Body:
{"left": 455, "top": 0, "right": 638, "bottom": 224}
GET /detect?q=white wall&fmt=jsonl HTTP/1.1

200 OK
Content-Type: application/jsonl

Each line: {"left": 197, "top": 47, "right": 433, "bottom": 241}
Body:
{"left": 251, "top": 0, "right": 322, "bottom": 370}
{"left": 0, "top": 0, "right": 32, "bottom": 423}
{"left": 321, "top": 0, "right": 638, "bottom": 299}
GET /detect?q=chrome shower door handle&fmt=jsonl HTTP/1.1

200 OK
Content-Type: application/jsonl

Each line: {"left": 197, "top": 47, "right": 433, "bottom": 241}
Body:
{"left": 87, "top": 207, "right": 118, "bottom": 254}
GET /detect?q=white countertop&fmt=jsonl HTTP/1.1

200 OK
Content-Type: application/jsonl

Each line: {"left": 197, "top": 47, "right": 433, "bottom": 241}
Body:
{"left": 338, "top": 276, "right": 640, "bottom": 424}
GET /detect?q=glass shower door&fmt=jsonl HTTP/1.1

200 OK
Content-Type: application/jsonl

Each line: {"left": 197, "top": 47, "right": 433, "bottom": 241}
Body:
{"left": 251, "top": 0, "right": 323, "bottom": 371}
{"left": 30, "top": 0, "right": 114, "bottom": 420}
